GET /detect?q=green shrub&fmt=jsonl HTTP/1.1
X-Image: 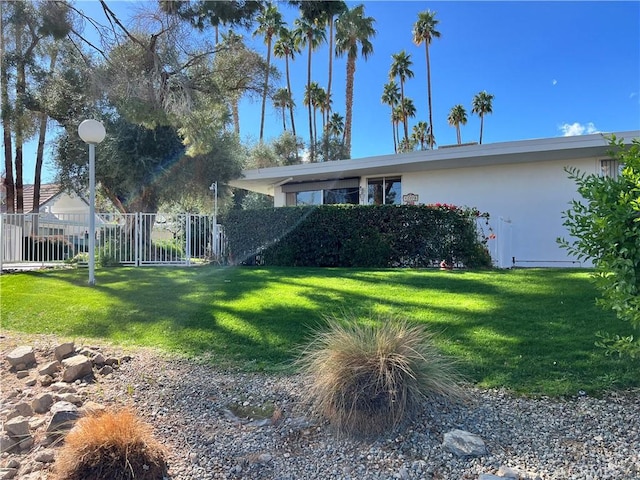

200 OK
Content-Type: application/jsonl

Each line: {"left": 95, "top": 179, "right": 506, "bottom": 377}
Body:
{"left": 297, "top": 314, "right": 464, "bottom": 437}
{"left": 222, "top": 204, "right": 492, "bottom": 268}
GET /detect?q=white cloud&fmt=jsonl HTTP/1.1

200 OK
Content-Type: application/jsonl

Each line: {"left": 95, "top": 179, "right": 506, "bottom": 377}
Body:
{"left": 552, "top": 79, "right": 557, "bottom": 86}
{"left": 559, "top": 122, "right": 599, "bottom": 136}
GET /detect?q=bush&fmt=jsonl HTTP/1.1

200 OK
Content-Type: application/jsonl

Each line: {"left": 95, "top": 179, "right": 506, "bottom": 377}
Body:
{"left": 23, "top": 236, "right": 74, "bottom": 261}
{"left": 223, "top": 204, "right": 492, "bottom": 268}
{"left": 297, "top": 314, "right": 464, "bottom": 438}
{"left": 53, "top": 408, "right": 167, "bottom": 480}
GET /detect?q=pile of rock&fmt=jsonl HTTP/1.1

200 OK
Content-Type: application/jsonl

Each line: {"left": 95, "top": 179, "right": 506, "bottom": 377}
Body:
{"left": 0, "top": 341, "right": 130, "bottom": 480}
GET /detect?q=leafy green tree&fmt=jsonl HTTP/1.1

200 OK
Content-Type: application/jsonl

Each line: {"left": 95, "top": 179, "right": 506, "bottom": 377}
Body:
{"left": 412, "top": 10, "right": 440, "bottom": 149}
{"left": 560, "top": 136, "right": 640, "bottom": 357}
{"left": 389, "top": 50, "right": 414, "bottom": 143}
{"left": 381, "top": 81, "right": 400, "bottom": 153}
{"left": 335, "top": 4, "right": 375, "bottom": 159}
{"left": 254, "top": 3, "right": 284, "bottom": 141}
{"left": 272, "top": 131, "right": 305, "bottom": 165}
{"left": 471, "top": 90, "right": 494, "bottom": 144}
{"left": 411, "top": 120, "right": 429, "bottom": 151}
{"left": 447, "top": 104, "right": 467, "bottom": 145}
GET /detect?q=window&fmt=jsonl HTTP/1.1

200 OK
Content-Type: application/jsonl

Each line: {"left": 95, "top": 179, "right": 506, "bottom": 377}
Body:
{"left": 600, "top": 159, "right": 622, "bottom": 179}
{"left": 367, "top": 177, "right": 401, "bottom": 205}
{"left": 295, "top": 190, "right": 322, "bottom": 206}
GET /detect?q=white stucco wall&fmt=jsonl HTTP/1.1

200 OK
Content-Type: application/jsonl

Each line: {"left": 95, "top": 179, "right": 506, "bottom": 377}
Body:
{"left": 383, "top": 157, "right": 599, "bottom": 268}
{"left": 45, "top": 192, "right": 89, "bottom": 215}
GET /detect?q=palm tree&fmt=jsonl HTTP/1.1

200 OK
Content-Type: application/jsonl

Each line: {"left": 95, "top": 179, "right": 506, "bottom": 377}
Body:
{"left": 381, "top": 81, "right": 400, "bottom": 152}
{"left": 335, "top": 4, "right": 376, "bottom": 158}
{"left": 254, "top": 3, "right": 284, "bottom": 141}
{"left": 326, "top": 112, "right": 345, "bottom": 139}
{"left": 317, "top": 2, "right": 347, "bottom": 126}
{"left": 273, "top": 87, "right": 293, "bottom": 132}
{"left": 411, "top": 121, "right": 429, "bottom": 150}
{"left": 392, "top": 106, "right": 403, "bottom": 151}
{"left": 402, "top": 97, "right": 416, "bottom": 130}
{"left": 273, "top": 28, "right": 300, "bottom": 138}
{"left": 413, "top": 10, "right": 441, "bottom": 149}
{"left": 448, "top": 104, "right": 467, "bottom": 145}
{"left": 471, "top": 90, "right": 494, "bottom": 144}
{"left": 389, "top": 50, "right": 414, "bottom": 143}
{"left": 304, "top": 81, "right": 324, "bottom": 148}
{"left": 294, "top": 17, "right": 326, "bottom": 160}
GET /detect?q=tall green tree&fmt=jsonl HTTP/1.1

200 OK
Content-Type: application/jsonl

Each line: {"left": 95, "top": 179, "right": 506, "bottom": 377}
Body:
{"left": 381, "top": 81, "right": 400, "bottom": 153}
{"left": 273, "top": 27, "right": 299, "bottom": 138}
{"left": 254, "top": 3, "right": 284, "bottom": 141}
{"left": 412, "top": 10, "right": 440, "bottom": 149}
{"left": 389, "top": 50, "right": 414, "bottom": 143}
{"left": 471, "top": 90, "right": 494, "bottom": 144}
{"left": 411, "top": 120, "right": 429, "bottom": 151}
{"left": 1, "top": 0, "right": 15, "bottom": 212}
{"left": 448, "top": 104, "right": 467, "bottom": 145}
{"left": 293, "top": 16, "right": 326, "bottom": 161}
{"left": 335, "top": 4, "right": 375, "bottom": 159}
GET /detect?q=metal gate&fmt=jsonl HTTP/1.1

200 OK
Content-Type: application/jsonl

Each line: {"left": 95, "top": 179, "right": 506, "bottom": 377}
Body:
{"left": 0, "top": 212, "right": 223, "bottom": 270}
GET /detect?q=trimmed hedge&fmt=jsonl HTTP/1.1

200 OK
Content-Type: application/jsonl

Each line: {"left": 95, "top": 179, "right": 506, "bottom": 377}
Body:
{"left": 222, "top": 204, "right": 492, "bottom": 268}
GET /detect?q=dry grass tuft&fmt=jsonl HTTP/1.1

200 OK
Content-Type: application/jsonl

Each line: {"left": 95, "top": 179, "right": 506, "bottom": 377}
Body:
{"left": 53, "top": 408, "right": 167, "bottom": 480}
{"left": 298, "top": 314, "right": 465, "bottom": 437}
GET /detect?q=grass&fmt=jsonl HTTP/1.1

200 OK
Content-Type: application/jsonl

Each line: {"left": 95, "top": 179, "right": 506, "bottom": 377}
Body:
{"left": 1, "top": 265, "right": 638, "bottom": 396}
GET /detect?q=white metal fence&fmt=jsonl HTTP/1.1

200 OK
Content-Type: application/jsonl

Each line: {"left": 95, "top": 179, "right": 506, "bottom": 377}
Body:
{"left": 0, "top": 212, "right": 223, "bottom": 270}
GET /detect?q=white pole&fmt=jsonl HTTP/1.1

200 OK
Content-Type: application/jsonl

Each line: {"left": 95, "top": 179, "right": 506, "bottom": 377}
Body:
{"left": 88, "top": 143, "right": 96, "bottom": 285}
{"left": 213, "top": 181, "right": 218, "bottom": 258}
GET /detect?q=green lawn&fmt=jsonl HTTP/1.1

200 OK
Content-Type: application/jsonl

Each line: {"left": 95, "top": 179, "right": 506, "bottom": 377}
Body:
{"left": 1, "top": 266, "right": 637, "bottom": 396}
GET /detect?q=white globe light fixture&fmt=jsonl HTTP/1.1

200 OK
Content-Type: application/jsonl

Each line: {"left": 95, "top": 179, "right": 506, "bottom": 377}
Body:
{"left": 78, "top": 119, "right": 106, "bottom": 286}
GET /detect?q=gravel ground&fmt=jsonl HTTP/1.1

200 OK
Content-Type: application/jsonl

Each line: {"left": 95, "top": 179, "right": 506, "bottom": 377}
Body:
{"left": 102, "top": 349, "right": 639, "bottom": 480}
{"left": 2, "top": 334, "right": 639, "bottom": 480}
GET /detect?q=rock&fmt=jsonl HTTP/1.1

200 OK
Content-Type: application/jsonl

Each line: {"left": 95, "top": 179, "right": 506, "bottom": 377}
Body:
{"left": 46, "top": 401, "right": 80, "bottom": 440}
{"left": 498, "top": 465, "right": 521, "bottom": 478}
{"left": 442, "top": 429, "right": 487, "bottom": 457}
{"left": 10, "top": 402, "right": 33, "bottom": 419}
{"left": 15, "top": 371, "right": 29, "bottom": 379}
{"left": 0, "top": 468, "right": 18, "bottom": 480}
{"left": 54, "top": 342, "right": 75, "bottom": 361}
{"left": 38, "top": 360, "right": 60, "bottom": 377}
{"left": 50, "top": 382, "right": 76, "bottom": 393}
{"left": 479, "top": 475, "right": 504, "bottom": 480}
{"left": 92, "top": 353, "right": 106, "bottom": 366}
{"left": 61, "top": 355, "right": 93, "bottom": 383}
{"left": 4, "top": 460, "right": 19, "bottom": 470}
{"left": 57, "top": 393, "right": 82, "bottom": 405}
{"left": 34, "top": 449, "right": 56, "bottom": 463}
{"left": 18, "top": 436, "right": 34, "bottom": 450}
{"left": 31, "top": 393, "right": 54, "bottom": 414}
{"left": 79, "top": 401, "right": 106, "bottom": 416}
{"left": 6, "top": 346, "right": 36, "bottom": 368}
{"left": 104, "top": 357, "right": 120, "bottom": 366}
{"left": 0, "top": 435, "right": 17, "bottom": 454}
{"left": 98, "top": 365, "right": 114, "bottom": 376}
{"left": 39, "top": 375, "right": 53, "bottom": 387}
{"left": 4, "top": 417, "right": 29, "bottom": 438}
{"left": 23, "top": 377, "right": 37, "bottom": 387}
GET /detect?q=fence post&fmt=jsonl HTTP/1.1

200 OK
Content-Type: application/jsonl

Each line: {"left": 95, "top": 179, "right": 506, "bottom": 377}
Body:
{"left": 0, "top": 214, "right": 4, "bottom": 274}
{"left": 185, "top": 214, "right": 191, "bottom": 266}
{"left": 135, "top": 213, "right": 141, "bottom": 267}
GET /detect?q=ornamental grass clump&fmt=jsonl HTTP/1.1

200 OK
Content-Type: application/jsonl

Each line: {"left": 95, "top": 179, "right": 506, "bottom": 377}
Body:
{"left": 298, "top": 315, "right": 464, "bottom": 438}
{"left": 53, "top": 408, "right": 167, "bottom": 480}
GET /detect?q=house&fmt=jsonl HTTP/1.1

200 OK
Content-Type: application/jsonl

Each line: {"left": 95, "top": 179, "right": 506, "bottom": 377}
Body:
{"left": 229, "top": 130, "right": 640, "bottom": 268}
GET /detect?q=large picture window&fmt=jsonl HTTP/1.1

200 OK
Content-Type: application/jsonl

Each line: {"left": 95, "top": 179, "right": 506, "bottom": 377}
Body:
{"left": 367, "top": 177, "right": 401, "bottom": 205}
{"left": 283, "top": 178, "right": 360, "bottom": 206}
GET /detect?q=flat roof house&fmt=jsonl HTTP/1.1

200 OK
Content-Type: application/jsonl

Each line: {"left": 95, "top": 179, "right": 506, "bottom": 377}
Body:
{"left": 229, "top": 130, "right": 639, "bottom": 268}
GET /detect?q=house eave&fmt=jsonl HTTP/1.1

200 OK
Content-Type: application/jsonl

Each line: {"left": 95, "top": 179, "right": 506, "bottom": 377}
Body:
{"left": 228, "top": 130, "right": 640, "bottom": 194}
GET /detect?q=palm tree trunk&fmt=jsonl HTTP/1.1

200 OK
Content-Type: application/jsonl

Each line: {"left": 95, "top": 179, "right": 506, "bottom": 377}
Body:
{"left": 285, "top": 57, "right": 296, "bottom": 137}
{"left": 390, "top": 108, "right": 397, "bottom": 153}
{"left": 425, "top": 44, "right": 434, "bottom": 148}
{"left": 232, "top": 99, "right": 240, "bottom": 135}
{"left": 281, "top": 106, "right": 287, "bottom": 132}
{"left": 0, "top": 1, "right": 15, "bottom": 213}
{"left": 479, "top": 114, "right": 484, "bottom": 144}
{"left": 259, "top": 37, "right": 272, "bottom": 141}
{"left": 456, "top": 125, "right": 461, "bottom": 145}
{"left": 400, "top": 81, "right": 408, "bottom": 142}
{"left": 307, "top": 41, "right": 314, "bottom": 161}
{"left": 326, "top": 16, "right": 334, "bottom": 127}
{"left": 344, "top": 55, "right": 355, "bottom": 158}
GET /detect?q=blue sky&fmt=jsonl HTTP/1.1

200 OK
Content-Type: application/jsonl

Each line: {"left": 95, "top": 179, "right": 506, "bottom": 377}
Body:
{"left": 12, "top": 1, "right": 640, "bottom": 184}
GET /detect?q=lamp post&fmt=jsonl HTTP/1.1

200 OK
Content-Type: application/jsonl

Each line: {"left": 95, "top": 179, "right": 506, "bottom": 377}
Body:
{"left": 210, "top": 182, "right": 218, "bottom": 259}
{"left": 78, "top": 119, "right": 106, "bottom": 286}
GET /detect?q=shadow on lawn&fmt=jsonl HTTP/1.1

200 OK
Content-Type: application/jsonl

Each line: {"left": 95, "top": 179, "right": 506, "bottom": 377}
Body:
{"left": 4, "top": 265, "right": 638, "bottom": 394}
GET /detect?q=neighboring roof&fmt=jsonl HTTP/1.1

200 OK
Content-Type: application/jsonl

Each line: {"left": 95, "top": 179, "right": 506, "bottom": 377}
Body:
{"left": 0, "top": 183, "right": 84, "bottom": 214}
{"left": 229, "top": 130, "right": 640, "bottom": 195}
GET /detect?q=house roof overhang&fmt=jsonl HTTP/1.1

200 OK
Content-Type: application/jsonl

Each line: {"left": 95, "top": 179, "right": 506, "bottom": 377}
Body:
{"left": 228, "top": 130, "right": 640, "bottom": 195}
